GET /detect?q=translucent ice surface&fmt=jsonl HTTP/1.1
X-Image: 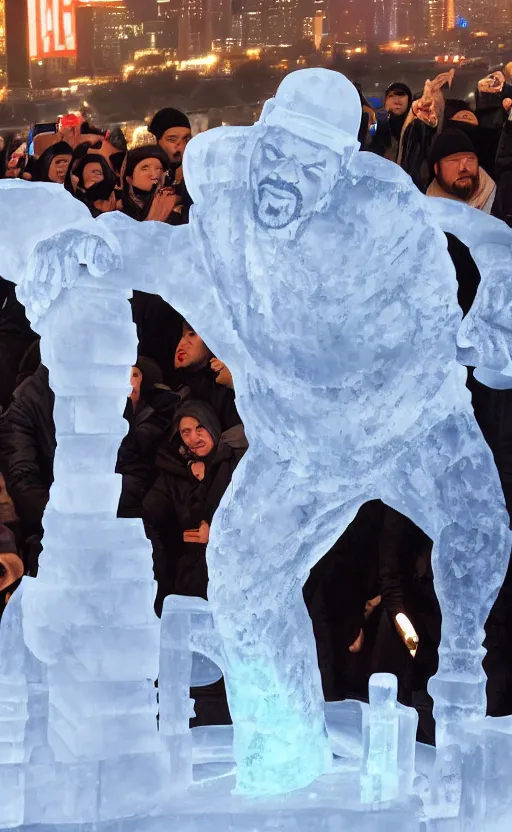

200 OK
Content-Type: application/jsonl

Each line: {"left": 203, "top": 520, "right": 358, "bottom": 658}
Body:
{"left": 1, "top": 67, "right": 512, "bottom": 828}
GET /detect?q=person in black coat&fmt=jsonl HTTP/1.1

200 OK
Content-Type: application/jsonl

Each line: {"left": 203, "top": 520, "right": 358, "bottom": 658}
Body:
{"left": 373, "top": 507, "right": 440, "bottom": 745}
{"left": 0, "top": 133, "right": 15, "bottom": 179}
{"left": 173, "top": 320, "right": 241, "bottom": 431}
{"left": 116, "top": 356, "right": 181, "bottom": 519}
{"left": 368, "top": 82, "right": 412, "bottom": 162}
{"left": 0, "top": 279, "right": 38, "bottom": 413}
{"left": 148, "top": 106, "right": 193, "bottom": 224}
{"left": 0, "top": 341, "right": 55, "bottom": 577}
{"left": 305, "top": 499, "right": 385, "bottom": 702}
{"left": 129, "top": 293, "right": 184, "bottom": 389}
{"left": 121, "top": 145, "right": 182, "bottom": 225}
{"left": 492, "top": 110, "right": 512, "bottom": 227}
{"left": 474, "top": 70, "right": 512, "bottom": 181}
{"left": 143, "top": 400, "right": 248, "bottom": 614}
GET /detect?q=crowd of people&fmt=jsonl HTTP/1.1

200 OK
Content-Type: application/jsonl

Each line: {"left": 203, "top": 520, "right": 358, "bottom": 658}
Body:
{"left": 1, "top": 64, "right": 512, "bottom": 740}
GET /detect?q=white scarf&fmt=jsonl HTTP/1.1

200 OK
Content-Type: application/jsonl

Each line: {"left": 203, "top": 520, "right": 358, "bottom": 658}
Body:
{"left": 427, "top": 167, "right": 496, "bottom": 213}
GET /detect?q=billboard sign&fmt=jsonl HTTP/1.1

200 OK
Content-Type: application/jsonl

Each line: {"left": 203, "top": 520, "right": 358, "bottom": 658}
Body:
{"left": 28, "top": 0, "right": 77, "bottom": 60}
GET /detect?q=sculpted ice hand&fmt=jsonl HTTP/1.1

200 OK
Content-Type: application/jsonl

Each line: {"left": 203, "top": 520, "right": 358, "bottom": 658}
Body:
{"left": 0, "top": 179, "right": 122, "bottom": 327}
{"left": 19, "top": 230, "right": 122, "bottom": 324}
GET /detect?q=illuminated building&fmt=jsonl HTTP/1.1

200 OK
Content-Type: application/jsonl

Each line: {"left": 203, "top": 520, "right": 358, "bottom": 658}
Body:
{"left": 457, "top": 0, "right": 508, "bottom": 31}
{"left": 211, "top": 0, "right": 232, "bottom": 42}
{"left": 0, "top": 0, "right": 5, "bottom": 70}
{"left": 76, "top": 1, "right": 137, "bottom": 76}
{"left": 302, "top": 15, "right": 314, "bottom": 37}
{"left": 330, "top": 0, "right": 368, "bottom": 41}
{"left": 178, "top": 0, "right": 213, "bottom": 59}
{"left": 313, "top": 7, "right": 323, "bottom": 47}
{"left": 157, "top": 0, "right": 181, "bottom": 49}
{"left": 231, "top": 10, "right": 243, "bottom": 43}
{"left": 242, "top": 0, "right": 264, "bottom": 46}
{"left": 125, "top": 0, "right": 158, "bottom": 19}
{"left": 5, "top": 0, "right": 30, "bottom": 87}
{"left": 264, "top": 0, "right": 300, "bottom": 45}
{"left": 428, "top": 0, "right": 455, "bottom": 35}
{"left": 367, "top": 0, "right": 425, "bottom": 41}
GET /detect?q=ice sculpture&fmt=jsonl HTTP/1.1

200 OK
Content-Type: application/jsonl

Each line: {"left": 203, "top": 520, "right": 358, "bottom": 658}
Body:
{"left": 1, "top": 66, "right": 512, "bottom": 827}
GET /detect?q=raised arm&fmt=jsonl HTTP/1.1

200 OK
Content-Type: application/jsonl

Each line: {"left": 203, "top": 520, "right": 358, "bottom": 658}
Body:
{"left": 426, "top": 196, "right": 512, "bottom": 379}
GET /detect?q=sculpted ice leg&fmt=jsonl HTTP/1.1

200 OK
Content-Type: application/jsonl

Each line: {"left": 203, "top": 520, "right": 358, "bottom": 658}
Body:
{"left": 207, "top": 439, "right": 366, "bottom": 794}
{"left": 384, "top": 411, "right": 511, "bottom": 741}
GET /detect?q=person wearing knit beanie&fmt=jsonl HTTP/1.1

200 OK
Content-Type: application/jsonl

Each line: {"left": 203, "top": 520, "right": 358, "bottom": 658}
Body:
{"left": 427, "top": 128, "right": 496, "bottom": 213}
{"left": 121, "top": 145, "right": 180, "bottom": 223}
{"left": 148, "top": 107, "right": 192, "bottom": 165}
{"left": 369, "top": 81, "right": 413, "bottom": 161}
{"left": 385, "top": 82, "right": 413, "bottom": 116}
{"left": 429, "top": 128, "right": 478, "bottom": 166}
{"left": 124, "top": 145, "right": 171, "bottom": 181}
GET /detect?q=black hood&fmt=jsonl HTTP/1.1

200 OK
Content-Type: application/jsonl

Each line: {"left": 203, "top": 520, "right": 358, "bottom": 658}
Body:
{"left": 74, "top": 152, "right": 117, "bottom": 208}
{"left": 0, "top": 279, "right": 36, "bottom": 338}
{"left": 173, "top": 400, "right": 222, "bottom": 449}
{"left": 34, "top": 141, "right": 73, "bottom": 182}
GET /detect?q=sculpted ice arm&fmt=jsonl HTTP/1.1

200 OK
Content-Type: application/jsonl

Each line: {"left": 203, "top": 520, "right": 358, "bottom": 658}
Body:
{"left": 0, "top": 181, "right": 103, "bottom": 315}
{"left": 91, "top": 212, "right": 216, "bottom": 336}
{"left": 426, "top": 197, "right": 512, "bottom": 378}
{"left": 22, "top": 207, "right": 216, "bottom": 338}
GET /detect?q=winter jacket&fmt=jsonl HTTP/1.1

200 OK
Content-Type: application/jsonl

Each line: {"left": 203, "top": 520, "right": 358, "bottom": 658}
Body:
{"left": 446, "top": 233, "right": 480, "bottom": 317}
{"left": 0, "top": 279, "right": 38, "bottom": 413}
{"left": 115, "top": 386, "right": 181, "bottom": 518}
{"left": 492, "top": 118, "right": 512, "bottom": 227}
{"left": 130, "top": 292, "right": 184, "bottom": 388}
{"left": 399, "top": 118, "right": 438, "bottom": 194}
{"left": 174, "top": 364, "right": 241, "bottom": 432}
{"left": 474, "top": 88, "right": 510, "bottom": 180}
{"left": 0, "top": 364, "right": 55, "bottom": 575}
{"left": 368, "top": 108, "right": 410, "bottom": 163}
{"left": 143, "top": 423, "right": 248, "bottom": 600}
{"left": 376, "top": 507, "right": 441, "bottom": 681}
{"left": 144, "top": 423, "right": 248, "bottom": 534}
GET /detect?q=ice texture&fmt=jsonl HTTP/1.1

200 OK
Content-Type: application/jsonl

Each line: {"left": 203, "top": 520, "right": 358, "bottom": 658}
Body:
{"left": 0, "top": 67, "right": 512, "bottom": 826}
{"left": 361, "top": 674, "right": 418, "bottom": 804}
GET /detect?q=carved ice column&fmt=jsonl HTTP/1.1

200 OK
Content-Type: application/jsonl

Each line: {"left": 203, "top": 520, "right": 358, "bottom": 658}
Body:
{"left": 0, "top": 592, "right": 27, "bottom": 828}
{"left": 159, "top": 595, "right": 225, "bottom": 789}
{"left": 361, "top": 673, "right": 418, "bottom": 805}
{"left": 18, "top": 271, "right": 169, "bottom": 823}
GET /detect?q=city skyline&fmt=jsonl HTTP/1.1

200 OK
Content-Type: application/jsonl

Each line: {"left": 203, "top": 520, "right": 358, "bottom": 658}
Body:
{"left": 0, "top": 0, "right": 510, "bottom": 90}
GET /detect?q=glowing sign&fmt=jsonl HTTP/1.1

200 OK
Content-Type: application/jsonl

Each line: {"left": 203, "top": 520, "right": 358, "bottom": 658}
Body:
{"left": 28, "top": 0, "right": 77, "bottom": 60}
{"left": 456, "top": 15, "right": 468, "bottom": 27}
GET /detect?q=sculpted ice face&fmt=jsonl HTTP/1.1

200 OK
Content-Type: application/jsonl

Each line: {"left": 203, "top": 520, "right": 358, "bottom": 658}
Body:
{"left": 250, "top": 127, "right": 340, "bottom": 231}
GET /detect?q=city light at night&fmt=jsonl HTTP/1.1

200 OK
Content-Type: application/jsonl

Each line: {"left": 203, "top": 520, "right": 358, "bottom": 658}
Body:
{"left": 0, "top": 0, "right": 509, "bottom": 104}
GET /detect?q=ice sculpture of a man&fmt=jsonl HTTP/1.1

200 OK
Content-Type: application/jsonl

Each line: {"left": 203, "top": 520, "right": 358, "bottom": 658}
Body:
{"left": 11, "top": 68, "right": 512, "bottom": 797}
